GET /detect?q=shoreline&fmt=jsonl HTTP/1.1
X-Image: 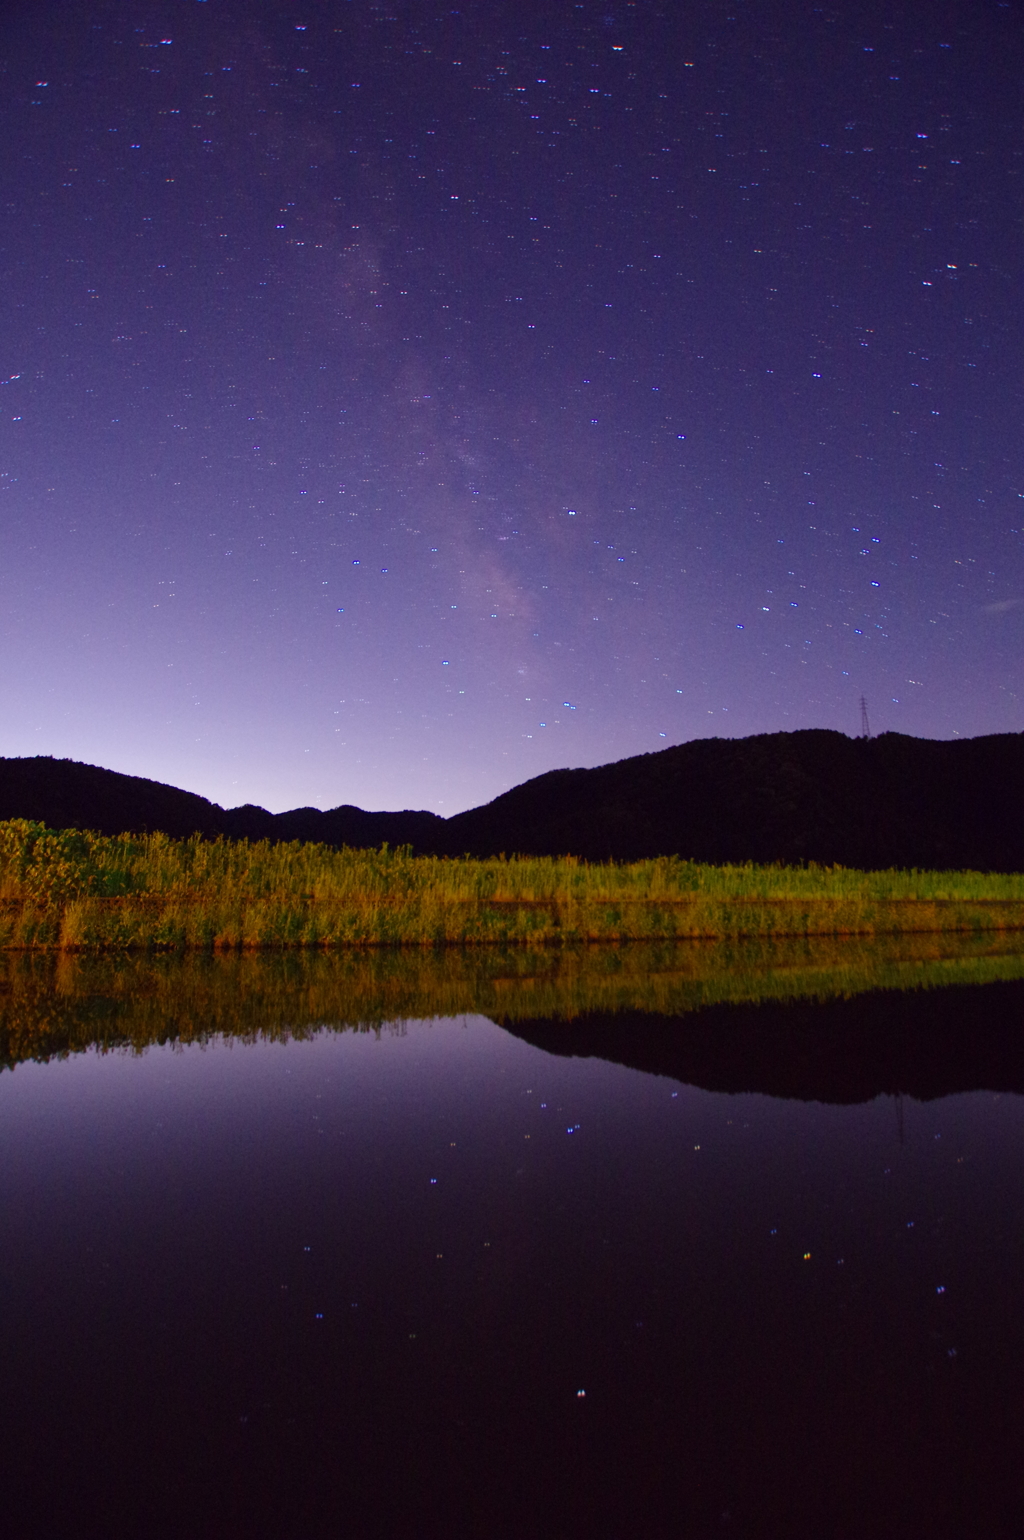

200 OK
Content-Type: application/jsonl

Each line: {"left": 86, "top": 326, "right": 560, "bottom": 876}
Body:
{"left": 2, "top": 819, "right": 1023, "bottom": 951}
{"left": 3, "top": 897, "right": 1024, "bottom": 951}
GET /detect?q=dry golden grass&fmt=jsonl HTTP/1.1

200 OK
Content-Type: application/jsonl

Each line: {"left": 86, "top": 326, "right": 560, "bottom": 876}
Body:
{"left": 1, "top": 818, "right": 1022, "bottom": 951}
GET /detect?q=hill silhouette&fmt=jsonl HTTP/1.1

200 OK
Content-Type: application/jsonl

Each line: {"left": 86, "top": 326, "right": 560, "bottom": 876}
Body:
{"left": 442, "top": 728, "right": 1024, "bottom": 869}
{"left": 0, "top": 756, "right": 444, "bottom": 849}
{"left": 0, "top": 756, "right": 227, "bottom": 841}
{"left": 1, "top": 727, "right": 1022, "bottom": 870}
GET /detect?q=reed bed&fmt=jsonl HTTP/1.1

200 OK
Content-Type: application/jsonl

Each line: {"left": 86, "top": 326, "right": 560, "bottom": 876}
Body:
{"left": 1, "top": 818, "right": 1023, "bottom": 952}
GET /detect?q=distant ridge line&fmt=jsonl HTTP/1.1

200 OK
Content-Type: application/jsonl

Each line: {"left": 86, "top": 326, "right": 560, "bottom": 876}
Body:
{"left": 1, "top": 727, "right": 1022, "bottom": 872}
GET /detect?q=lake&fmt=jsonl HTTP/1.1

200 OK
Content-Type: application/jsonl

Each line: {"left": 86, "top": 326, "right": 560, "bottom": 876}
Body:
{"left": 1, "top": 941, "right": 1023, "bottom": 1537}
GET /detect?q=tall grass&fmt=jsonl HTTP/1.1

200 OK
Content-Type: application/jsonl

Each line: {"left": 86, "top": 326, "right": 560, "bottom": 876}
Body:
{"left": 1, "top": 818, "right": 1023, "bottom": 951}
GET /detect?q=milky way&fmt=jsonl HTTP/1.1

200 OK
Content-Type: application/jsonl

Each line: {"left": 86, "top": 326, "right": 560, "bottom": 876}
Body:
{"left": 1, "top": 0, "right": 1021, "bottom": 812}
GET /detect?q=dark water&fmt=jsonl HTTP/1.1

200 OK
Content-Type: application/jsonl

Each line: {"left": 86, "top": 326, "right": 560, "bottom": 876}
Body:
{"left": 1, "top": 949, "right": 1023, "bottom": 1538}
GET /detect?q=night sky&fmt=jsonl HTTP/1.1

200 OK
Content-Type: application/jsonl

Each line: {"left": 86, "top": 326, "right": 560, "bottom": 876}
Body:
{"left": 2, "top": 1, "right": 1022, "bottom": 815}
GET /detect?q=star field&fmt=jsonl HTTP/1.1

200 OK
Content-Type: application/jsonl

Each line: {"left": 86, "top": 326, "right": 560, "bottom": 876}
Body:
{"left": 1, "top": 0, "right": 1022, "bottom": 812}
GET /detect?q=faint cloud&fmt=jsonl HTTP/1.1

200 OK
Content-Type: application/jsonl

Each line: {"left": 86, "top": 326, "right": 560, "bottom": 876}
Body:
{"left": 982, "top": 598, "right": 1024, "bottom": 614}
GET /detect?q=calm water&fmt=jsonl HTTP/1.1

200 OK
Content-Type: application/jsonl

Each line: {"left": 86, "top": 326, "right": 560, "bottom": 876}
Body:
{"left": 1, "top": 949, "right": 1023, "bottom": 1538}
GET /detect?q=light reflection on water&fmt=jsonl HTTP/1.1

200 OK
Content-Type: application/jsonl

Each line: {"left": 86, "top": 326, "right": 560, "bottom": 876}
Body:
{"left": 2, "top": 930, "right": 1024, "bottom": 1070}
{"left": 0, "top": 945, "right": 1022, "bottom": 1536}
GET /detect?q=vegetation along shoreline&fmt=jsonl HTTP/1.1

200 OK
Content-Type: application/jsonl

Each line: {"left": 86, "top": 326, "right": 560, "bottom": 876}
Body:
{"left": 1, "top": 820, "right": 1023, "bottom": 952}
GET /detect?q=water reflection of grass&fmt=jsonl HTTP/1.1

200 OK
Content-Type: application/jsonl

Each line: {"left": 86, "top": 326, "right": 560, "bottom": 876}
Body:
{"left": 1, "top": 820, "right": 1024, "bottom": 951}
{"left": 2, "top": 933, "right": 1023, "bottom": 1070}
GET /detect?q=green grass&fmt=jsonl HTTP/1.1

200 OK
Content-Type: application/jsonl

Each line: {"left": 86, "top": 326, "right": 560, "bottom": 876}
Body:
{"left": 1, "top": 818, "right": 1023, "bottom": 951}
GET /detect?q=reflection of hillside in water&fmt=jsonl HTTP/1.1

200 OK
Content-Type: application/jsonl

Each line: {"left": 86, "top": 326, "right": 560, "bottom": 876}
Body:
{"left": 501, "top": 983, "right": 1024, "bottom": 1104}
{"left": 2, "top": 935, "right": 1023, "bottom": 1102}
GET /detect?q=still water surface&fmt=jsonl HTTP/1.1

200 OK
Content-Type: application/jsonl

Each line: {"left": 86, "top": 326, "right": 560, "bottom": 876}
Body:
{"left": 1, "top": 945, "right": 1022, "bottom": 1538}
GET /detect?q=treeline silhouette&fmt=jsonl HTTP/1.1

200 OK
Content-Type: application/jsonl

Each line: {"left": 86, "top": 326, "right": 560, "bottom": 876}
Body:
{"left": 2, "top": 727, "right": 1023, "bottom": 869}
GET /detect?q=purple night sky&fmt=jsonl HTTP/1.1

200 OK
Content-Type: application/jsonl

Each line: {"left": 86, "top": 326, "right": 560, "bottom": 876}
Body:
{"left": 1, "top": 0, "right": 1022, "bottom": 814}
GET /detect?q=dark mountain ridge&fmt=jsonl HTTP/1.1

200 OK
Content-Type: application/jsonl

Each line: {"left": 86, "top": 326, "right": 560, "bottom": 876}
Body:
{"left": 0, "top": 755, "right": 445, "bottom": 850}
{"left": 2, "top": 726, "right": 1022, "bottom": 870}
{"left": 444, "top": 727, "right": 1024, "bottom": 869}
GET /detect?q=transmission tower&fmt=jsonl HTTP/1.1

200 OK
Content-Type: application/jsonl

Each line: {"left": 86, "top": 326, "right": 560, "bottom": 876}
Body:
{"left": 859, "top": 695, "right": 872, "bottom": 740}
